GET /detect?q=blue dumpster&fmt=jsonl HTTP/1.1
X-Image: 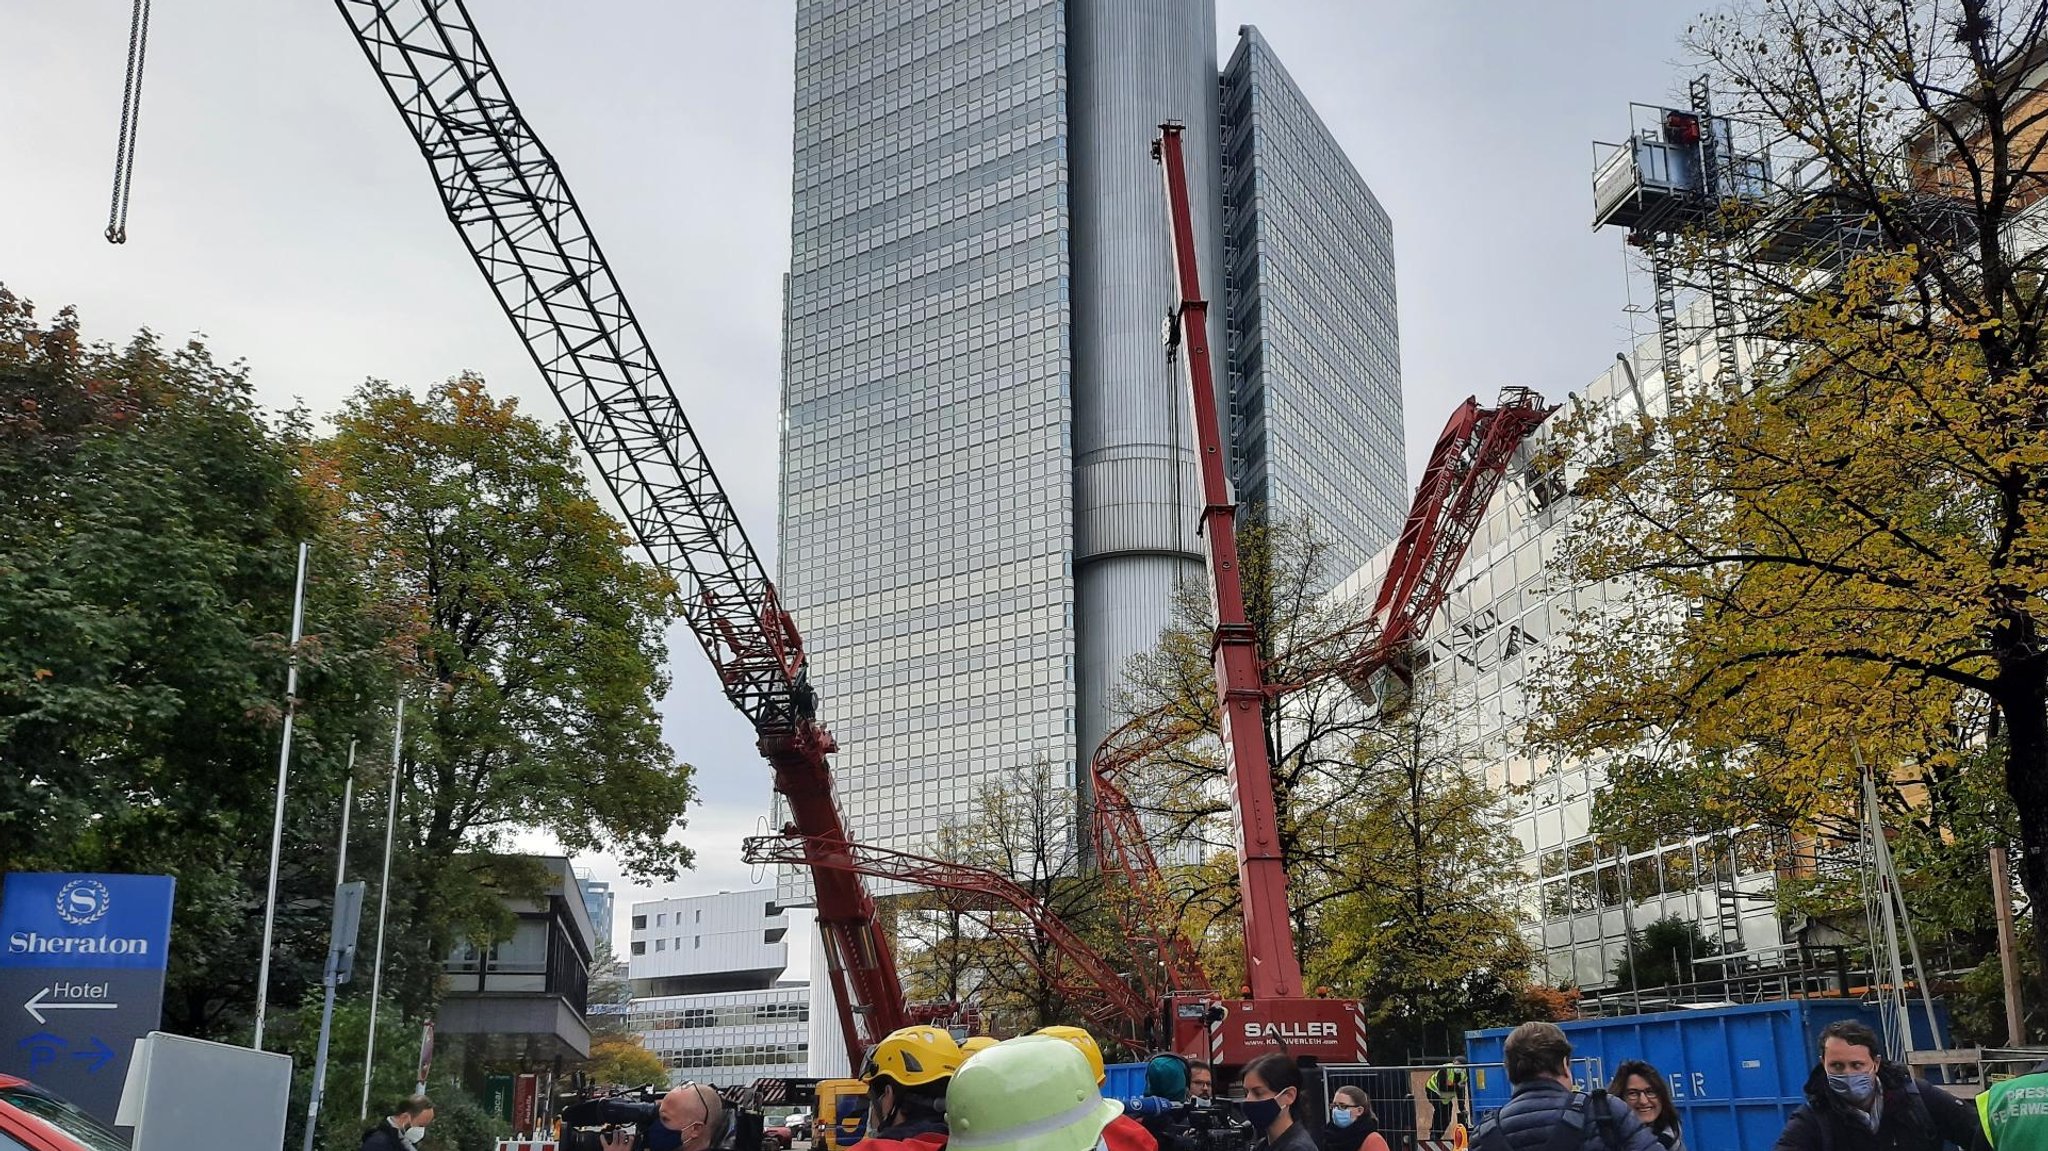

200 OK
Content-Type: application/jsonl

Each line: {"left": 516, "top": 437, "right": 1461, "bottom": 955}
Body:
{"left": 1104, "top": 1061, "right": 1148, "bottom": 1100}
{"left": 1465, "top": 1000, "right": 1949, "bottom": 1151}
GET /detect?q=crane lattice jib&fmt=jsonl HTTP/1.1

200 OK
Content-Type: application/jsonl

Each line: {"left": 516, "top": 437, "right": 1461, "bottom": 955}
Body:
{"left": 335, "top": 0, "right": 797, "bottom": 723}
{"left": 335, "top": 0, "right": 906, "bottom": 1065}
{"left": 743, "top": 832, "right": 1160, "bottom": 1048}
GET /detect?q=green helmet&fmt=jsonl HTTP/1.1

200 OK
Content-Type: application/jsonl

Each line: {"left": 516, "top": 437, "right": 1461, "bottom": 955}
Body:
{"left": 946, "top": 1035, "right": 1121, "bottom": 1151}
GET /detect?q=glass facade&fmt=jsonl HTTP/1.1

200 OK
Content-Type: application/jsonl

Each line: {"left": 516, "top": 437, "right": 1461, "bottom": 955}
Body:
{"left": 779, "top": 0, "right": 1077, "bottom": 865}
{"left": 626, "top": 985, "right": 811, "bottom": 1085}
{"left": 1332, "top": 311, "right": 1782, "bottom": 992}
{"left": 1222, "top": 27, "right": 1406, "bottom": 580}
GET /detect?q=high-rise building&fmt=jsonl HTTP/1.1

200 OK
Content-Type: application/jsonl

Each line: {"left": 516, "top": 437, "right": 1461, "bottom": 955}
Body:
{"left": 1221, "top": 27, "right": 1406, "bottom": 577}
{"left": 576, "top": 869, "right": 614, "bottom": 951}
{"left": 777, "top": 3, "right": 1401, "bottom": 1072}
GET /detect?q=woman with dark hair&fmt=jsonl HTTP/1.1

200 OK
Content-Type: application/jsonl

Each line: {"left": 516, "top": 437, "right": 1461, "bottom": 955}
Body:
{"left": 1321, "top": 1086, "right": 1390, "bottom": 1151}
{"left": 1242, "top": 1053, "right": 1317, "bottom": 1151}
{"left": 1610, "top": 1062, "right": 1685, "bottom": 1151}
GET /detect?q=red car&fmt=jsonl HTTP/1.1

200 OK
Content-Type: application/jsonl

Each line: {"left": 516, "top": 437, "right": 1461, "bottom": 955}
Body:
{"left": 0, "top": 1074, "right": 129, "bottom": 1151}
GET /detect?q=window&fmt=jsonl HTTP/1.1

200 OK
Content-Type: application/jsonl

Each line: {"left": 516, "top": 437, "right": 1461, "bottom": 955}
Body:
{"left": 695, "top": 909, "right": 703, "bottom": 924}
{"left": 632, "top": 914, "right": 647, "bottom": 930}
{"left": 655, "top": 939, "right": 667, "bottom": 952}
{"left": 631, "top": 941, "right": 646, "bottom": 956}
{"left": 694, "top": 936, "right": 701, "bottom": 949}
{"left": 657, "top": 913, "right": 668, "bottom": 927}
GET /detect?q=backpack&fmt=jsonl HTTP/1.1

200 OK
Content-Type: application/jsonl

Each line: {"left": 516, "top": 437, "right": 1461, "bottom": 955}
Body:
{"left": 1476, "top": 1089, "right": 1620, "bottom": 1151}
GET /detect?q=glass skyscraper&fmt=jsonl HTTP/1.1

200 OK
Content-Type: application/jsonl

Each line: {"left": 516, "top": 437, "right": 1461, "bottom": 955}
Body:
{"left": 777, "top": 2, "right": 1402, "bottom": 1072}
{"left": 1222, "top": 27, "right": 1407, "bottom": 578}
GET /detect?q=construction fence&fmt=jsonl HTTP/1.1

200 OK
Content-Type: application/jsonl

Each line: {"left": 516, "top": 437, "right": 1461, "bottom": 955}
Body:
{"left": 1318, "top": 1059, "right": 1604, "bottom": 1151}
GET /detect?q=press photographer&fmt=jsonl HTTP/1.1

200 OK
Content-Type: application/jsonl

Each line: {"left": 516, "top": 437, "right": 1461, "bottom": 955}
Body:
{"left": 560, "top": 1083, "right": 723, "bottom": 1151}
{"left": 1119, "top": 1054, "right": 1255, "bottom": 1151}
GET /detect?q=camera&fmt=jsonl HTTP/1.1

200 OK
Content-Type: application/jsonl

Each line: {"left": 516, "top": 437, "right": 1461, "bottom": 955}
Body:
{"left": 1127, "top": 1096, "right": 1255, "bottom": 1151}
{"left": 560, "top": 1093, "right": 663, "bottom": 1151}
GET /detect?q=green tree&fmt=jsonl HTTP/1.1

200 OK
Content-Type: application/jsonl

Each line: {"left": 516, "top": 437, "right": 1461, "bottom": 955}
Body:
{"left": 1317, "top": 685, "right": 1535, "bottom": 1060}
{"left": 1609, "top": 916, "right": 1720, "bottom": 993}
{"left": 0, "top": 288, "right": 404, "bottom": 1037}
{"left": 1535, "top": 0, "right": 2048, "bottom": 985}
{"left": 315, "top": 375, "right": 697, "bottom": 1001}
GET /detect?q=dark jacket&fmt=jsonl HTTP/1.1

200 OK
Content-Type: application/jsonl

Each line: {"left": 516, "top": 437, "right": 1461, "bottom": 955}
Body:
{"left": 1479, "top": 1080, "right": 1661, "bottom": 1151}
{"left": 359, "top": 1120, "right": 410, "bottom": 1151}
{"left": 1771, "top": 1063, "right": 1984, "bottom": 1151}
{"left": 1257, "top": 1120, "right": 1320, "bottom": 1151}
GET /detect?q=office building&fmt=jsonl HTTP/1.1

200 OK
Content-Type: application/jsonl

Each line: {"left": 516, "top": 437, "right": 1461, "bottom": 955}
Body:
{"left": 1221, "top": 27, "right": 1406, "bottom": 578}
{"left": 777, "top": 4, "right": 1401, "bottom": 1071}
{"left": 576, "top": 869, "right": 614, "bottom": 951}
{"left": 438, "top": 856, "right": 596, "bottom": 1074}
{"left": 624, "top": 890, "right": 810, "bottom": 1085}
{"left": 1330, "top": 316, "right": 1782, "bottom": 995}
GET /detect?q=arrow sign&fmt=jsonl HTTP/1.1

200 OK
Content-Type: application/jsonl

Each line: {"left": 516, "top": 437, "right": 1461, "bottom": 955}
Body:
{"left": 70, "top": 1037, "right": 116, "bottom": 1073}
{"left": 24, "top": 987, "right": 119, "bottom": 1025}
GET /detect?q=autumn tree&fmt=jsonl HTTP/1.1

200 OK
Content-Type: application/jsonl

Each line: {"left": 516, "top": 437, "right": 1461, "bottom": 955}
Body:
{"left": 1112, "top": 517, "right": 1536, "bottom": 1056}
{"left": 314, "top": 375, "right": 697, "bottom": 1004}
{"left": 1535, "top": 0, "right": 2048, "bottom": 985}
{"left": 584, "top": 1034, "right": 669, "bottom": 1091}
{"left": 898, "top": 761, "right": 1113, "bottom": 1034}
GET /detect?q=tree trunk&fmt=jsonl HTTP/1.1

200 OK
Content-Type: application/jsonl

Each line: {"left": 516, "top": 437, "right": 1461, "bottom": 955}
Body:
{"left": 1998, "top": 666, "right": 2048, "bottom": 979}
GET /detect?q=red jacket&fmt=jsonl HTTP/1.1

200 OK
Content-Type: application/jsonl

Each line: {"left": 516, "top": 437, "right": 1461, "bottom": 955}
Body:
{"left": 1104, "top": 1114, "right": 1158, "bottom": 1151}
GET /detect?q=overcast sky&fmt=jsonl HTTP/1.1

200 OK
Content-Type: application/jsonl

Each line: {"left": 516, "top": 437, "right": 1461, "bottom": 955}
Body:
{"left": 3, "top": 3, "right": 1710, "bottom": 975}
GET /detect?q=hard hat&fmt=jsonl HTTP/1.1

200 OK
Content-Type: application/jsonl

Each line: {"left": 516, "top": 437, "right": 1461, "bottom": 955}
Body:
{"left": 860, "top": 1026, "right": 964, "bottom": 1088}
{"left": 1034, "top": 1025, "right": 1106, "bottom": 1086}
{"left": 948, "top": 1037, "right": 1122, "bottom": 1151}
{"left": 960, "top": 1035, "right": 999, "bottom": 1057}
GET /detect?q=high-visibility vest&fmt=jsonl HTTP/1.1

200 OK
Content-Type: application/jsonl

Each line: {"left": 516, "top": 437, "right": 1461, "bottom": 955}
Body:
{"left": 1978, "top": 1069, "right": 2048, "bottom": 1148}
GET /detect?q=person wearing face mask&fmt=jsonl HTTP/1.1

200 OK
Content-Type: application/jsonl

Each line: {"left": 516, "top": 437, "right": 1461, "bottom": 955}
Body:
{"left": 359, "top": 1093, "right": 434, "bottom": 1151}
{"left": 1321, "top": 1086, "right": 1388, "bottom": 1151}
{"left": 1771, "top": 1020, "right": 1985, "bottom": 1151}
{"left": 1240, "top": 1053, "right": 1316, "bottom": 1151}
{"left": 854, "top": 1026, "right": 964, "bottom": 1151}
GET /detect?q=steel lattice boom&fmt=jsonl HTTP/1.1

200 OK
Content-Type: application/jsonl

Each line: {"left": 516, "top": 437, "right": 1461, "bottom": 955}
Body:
{"left": 335, "top": 0, "right": 904, "bottom": 1066}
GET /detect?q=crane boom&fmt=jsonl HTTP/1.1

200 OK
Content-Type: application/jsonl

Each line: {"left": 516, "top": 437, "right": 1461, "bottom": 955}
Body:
{"left": 334, "top": 0, "right": 903, "bottom": 1066}
{"left": 1155, "top": 122, "right": 1304, "bottom": 1003}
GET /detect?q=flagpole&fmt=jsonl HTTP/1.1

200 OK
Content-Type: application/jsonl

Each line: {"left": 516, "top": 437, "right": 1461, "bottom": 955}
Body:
{"left": 362, "top": 694, "right": 404, "bottom": 1118}
{"left": 253, "top": 540, "right": 310, "bottom": 1051}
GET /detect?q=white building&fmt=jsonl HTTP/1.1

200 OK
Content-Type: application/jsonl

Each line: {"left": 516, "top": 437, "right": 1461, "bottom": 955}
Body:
{"left": 624, "top": 890, "right": 809, "bottom": 1086}
{"left": 1332, "top": 313, "right": 1785, "bottom": 997}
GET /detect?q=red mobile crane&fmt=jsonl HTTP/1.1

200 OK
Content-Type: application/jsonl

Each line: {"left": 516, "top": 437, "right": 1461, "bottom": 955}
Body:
{"left": 332, "top": 0, "right": 902, "bottom": 1070}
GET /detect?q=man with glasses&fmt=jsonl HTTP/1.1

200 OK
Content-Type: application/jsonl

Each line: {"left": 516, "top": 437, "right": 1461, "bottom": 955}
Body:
{"left": 594, "top": 1082, "right": 724, "bottom": 1151}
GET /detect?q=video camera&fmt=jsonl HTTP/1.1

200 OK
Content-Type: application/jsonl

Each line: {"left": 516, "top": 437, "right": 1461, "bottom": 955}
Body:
{"left": 560, "top": 1090, "right": 666, "bottom": 1151}
{"left": 1119, "top": 1096, "right": 1256, "bottom": 1151}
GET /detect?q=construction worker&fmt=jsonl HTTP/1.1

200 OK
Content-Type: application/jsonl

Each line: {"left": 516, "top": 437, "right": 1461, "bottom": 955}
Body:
{"left": 946, "top": 1036, "right": 1122, "bottom": 1151}
{"left": 1427, "top": 1057, "right": 1469, "bottom": 1141}
{"left": 1037, "top": 1026, "right": 1158, "bottom": 1151}
{"left": 960, "top": 1036, "right": 1000, "bottom": 1060}
{"left": 855, "top": 1026, "right": 964, "bottom": 1151}
{"left": 1978, "top": 1056, "right": 2048, "bottom": 1147}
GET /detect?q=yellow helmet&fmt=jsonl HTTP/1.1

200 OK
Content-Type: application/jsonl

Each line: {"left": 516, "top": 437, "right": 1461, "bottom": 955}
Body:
{"left": 1034, "top": 1025, "right": 1106, "bottom": 1086}
{"left": 960, "top": 1035, "right": 999, "bottom": 1058}
{"left": 861, "top": 1026, "right": 965, "bottom": 1088}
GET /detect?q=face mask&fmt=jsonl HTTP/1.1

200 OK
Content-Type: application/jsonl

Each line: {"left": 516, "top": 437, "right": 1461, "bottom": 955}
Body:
{"left": 1827, "top": 1072, "right": 1878, "bottom": 1106}
{"left": 1330, "top": 1107, "right": 1355, "bottom": 1129}
{"left": 403, "top": 1127, "right": 427, "bottom": 1146}
{"left": 1242, "top": 1097, "right": 1283, "bottom": 1130}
